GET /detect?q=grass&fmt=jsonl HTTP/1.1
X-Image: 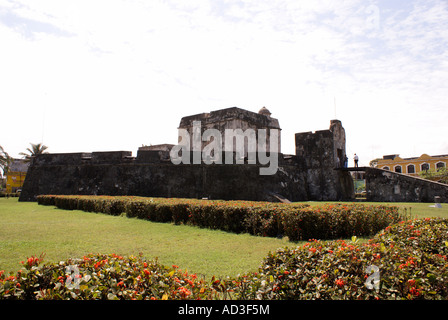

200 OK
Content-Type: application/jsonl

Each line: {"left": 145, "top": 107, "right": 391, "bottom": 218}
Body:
{"left": 0, "top": 198, "right": 291, "bottom": 278}
{"left": 1, "top": 198, "right": 448, "bottom": 279}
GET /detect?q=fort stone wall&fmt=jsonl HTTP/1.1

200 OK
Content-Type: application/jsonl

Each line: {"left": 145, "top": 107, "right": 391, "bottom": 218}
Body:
{"left": 19, "top": 151, "right": 315, "bottom": 202}
{"left": 295, "top": 120, "right": 353, "bottom": 201}
{"left": 19, "top": 108, "right": 355, "bottom": 203}
{"left": 365, "top": 167, "right": 448, "bottom": 203}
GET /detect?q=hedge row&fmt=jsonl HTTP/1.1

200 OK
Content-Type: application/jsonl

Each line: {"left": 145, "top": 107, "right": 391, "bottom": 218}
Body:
{"left": 0, "top": 192, "right": 20, "bottom": 198}
{"left": 0, "top": 253, "right": 224, "bottom": 300}
{"left": 36, "top": 195, "right": 406, "bottom": 241}
{"left": 1, "top": 218, "right": 447, "bottom": 300}
{"left": 232, "top": 217, "right": 448, "bottom": 300}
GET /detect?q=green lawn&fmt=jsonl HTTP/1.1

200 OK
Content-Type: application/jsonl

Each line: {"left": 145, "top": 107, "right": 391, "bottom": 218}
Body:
{"left": 1, "top": 198, "right": 447, "bottom": 279}
{"left": 0, "top": 198, "right": 291, "bottom": 278}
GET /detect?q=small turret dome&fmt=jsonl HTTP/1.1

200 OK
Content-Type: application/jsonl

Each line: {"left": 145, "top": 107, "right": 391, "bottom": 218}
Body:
{"left": 258, "top": 106, "right": 271, "bottom": 116}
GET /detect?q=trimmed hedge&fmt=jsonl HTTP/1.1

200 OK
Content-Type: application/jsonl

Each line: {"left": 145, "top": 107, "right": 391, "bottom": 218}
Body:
{"left": 0, "top": 192, "right": 20, "bottom": 198}
{"left": 36, "top": 195, "right": 406, "bottom": 241}
{"left": 230, "top": 218, "right": 448, "bottom": 300}
{"left": 0, "top": 253, "right": 224, "bottom": 300}
{"left": 1, "top": 218, "right": 447, "bottom": 300}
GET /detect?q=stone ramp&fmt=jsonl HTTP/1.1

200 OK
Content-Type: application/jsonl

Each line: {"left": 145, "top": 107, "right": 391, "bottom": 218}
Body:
{"left": 337, "top": 167, "right": 448, "bottom": 203}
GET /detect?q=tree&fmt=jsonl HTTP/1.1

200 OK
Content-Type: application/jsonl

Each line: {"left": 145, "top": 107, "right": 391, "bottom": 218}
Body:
{"left": 369, "top": 158, "right": 381, "bottom": 167}
{"left": 19, "top": 143, "right": 49, "bottom": 162}
{"left": 419, "top": 167, "right": 448, "bottom": 184}
{"left": 0, "top": 145, "right": 12, "bottom": 175}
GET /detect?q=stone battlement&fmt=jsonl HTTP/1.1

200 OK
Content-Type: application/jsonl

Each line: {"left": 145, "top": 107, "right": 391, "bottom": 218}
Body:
{"left": 19, "top": 107, "right": 355, "bottom": 202}
{"left": 30, "top": 150, "right": 298, "bottom": 166}
{"left": 32, "top": 151, "right": 134, "bottom": 166}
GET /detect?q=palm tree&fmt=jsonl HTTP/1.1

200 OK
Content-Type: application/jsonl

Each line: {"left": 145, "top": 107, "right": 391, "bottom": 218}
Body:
{"left": 0, "top": 145, "right": 12, "bottom": 175}
{"left": 19, "top": 143, "right": 49, "bottom": 162}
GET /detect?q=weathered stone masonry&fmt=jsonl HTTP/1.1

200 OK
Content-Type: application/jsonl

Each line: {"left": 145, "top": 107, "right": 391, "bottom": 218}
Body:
{"left": 365, "top": 167, "right": 448, "bottom": 203}
{"left": 19, "top": 107, "right": 355, "bottom": 202}
{"left": 295, "top": 120, "right": 353, "bottom": 201}
{"left": 19, "top": 107, "right": 448, "bottom": 203}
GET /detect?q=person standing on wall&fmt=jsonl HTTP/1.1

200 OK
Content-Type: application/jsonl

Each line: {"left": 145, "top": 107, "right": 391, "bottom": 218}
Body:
{"left": 354, "top": 154, "right": 359, "bottom": 167}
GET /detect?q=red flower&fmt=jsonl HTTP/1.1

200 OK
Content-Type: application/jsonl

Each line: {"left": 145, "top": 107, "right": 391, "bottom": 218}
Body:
{"left": 409, "top": 286, "right": 420, "bottom": 296}
{"left": 21, "top": 255, "right": 43, "bottom": 269}
{"left": 143, "top": 269, "right": 150, "bottom": 276}
{"left": 179, "top": 286, "right": 191, "bottom": 297}
{"left": 335, "top": 279, "right": 345, "bottom": 288}
{"left": 408, "top": 279, "right": 416, "bottom": 286}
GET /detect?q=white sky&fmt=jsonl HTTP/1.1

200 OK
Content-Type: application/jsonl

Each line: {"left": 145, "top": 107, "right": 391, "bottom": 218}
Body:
{"left": 1, "top": 0, "right": 447, "bottom": 167}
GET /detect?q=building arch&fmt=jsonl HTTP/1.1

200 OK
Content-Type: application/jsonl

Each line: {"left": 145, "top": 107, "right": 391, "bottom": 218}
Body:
{"left": 436, "top": 161, "right": 446, "bottom": 171}
{"left": 394, "top": 165, "right": 402, "bottom": 173}
{"left": 421, "top": 163, "right": 430, "bottom": 172}
{"left": 407, "top": 164, "right": 415, "bottom": 174}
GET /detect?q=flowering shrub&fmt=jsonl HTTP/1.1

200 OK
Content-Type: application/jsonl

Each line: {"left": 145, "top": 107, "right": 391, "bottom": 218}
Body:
{"left": 0, "top": 253, "right": 225, "bottom": 300}
{"left": 37, "top": 195, "right": 405, "bottom": 241}
{"left": 1, "top": 218, "right": 447, "bottom": 300}
{"left": 372, "top": 217, "right": 448, "bottom": 257}
{"left": 230, "top": 218, "right": 448, "bottom": 300}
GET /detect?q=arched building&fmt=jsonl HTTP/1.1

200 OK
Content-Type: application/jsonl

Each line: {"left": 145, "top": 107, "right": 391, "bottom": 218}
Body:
{"left": 374, "top": 154, "right": 447, "bottom": 176}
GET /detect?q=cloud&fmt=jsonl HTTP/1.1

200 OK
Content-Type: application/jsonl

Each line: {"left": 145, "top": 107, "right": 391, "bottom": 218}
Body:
{"left": 0, "top": 9, "right": 72, "bottom": 39}
{"left": 0, "top": 0, "right": 75, "bottom": 39}
{"left": 0, "top": 0, "right": 447, "bottom": 163}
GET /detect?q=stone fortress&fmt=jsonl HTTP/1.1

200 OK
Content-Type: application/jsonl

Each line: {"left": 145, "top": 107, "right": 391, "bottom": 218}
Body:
{"left": 19, "top": 107, "right": 448, "bottom": 203}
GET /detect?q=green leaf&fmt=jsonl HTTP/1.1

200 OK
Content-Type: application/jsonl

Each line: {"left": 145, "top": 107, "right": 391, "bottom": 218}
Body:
{"left": 107, "top": 293, "right": 118, "bottom": 300}
{"left": 82, "top": 275, "right": 91, "bottom": 283}
{"left": 426, "top": 273, "right": 436, "bottom": 283}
